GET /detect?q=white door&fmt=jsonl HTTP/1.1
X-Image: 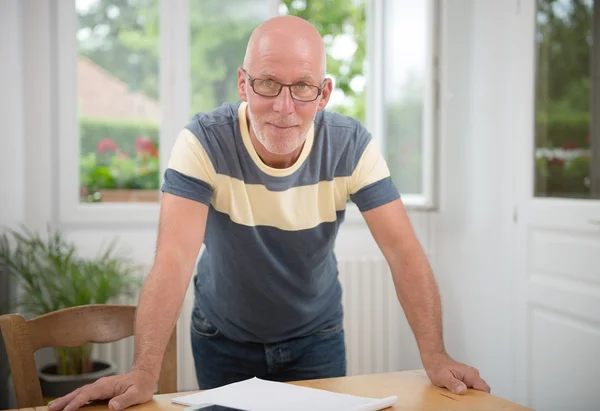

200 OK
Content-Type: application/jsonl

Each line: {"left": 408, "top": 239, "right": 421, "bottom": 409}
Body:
{"left": 512, "top": 1, "right": 600, "bottom": 410}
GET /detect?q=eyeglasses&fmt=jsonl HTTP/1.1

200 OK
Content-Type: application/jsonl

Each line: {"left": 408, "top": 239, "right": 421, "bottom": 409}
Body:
{"left": 242, "top": 69, "right": 326, "bottom": 102}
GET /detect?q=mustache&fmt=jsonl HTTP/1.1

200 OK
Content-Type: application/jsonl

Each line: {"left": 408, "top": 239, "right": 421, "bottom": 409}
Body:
{"left": 247, "top": 109, "right": 300, "bottom": 127}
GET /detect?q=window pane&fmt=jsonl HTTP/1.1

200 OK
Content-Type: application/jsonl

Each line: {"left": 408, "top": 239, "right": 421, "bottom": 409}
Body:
{"left": 189, "top": 0, "right": 273, "bottom": 115}
{"left": 280, "top": 0, "right": 367, "bottom": 125}
{"left": 77, "top": 0, "right": 160, "bottom": 203}
{"left": 535, "top": 0, "right": 599, "bottom": 199}
{"left": 383, "top": 1, "right": 429, "bottom": 195}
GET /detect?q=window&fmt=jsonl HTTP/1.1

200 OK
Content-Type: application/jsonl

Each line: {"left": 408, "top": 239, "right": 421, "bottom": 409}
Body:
{"left": 279, "top": 0, "right": 367, "bottom": 125}
{"left": 189, "top": 0, "right": 273, "bottom": 115}
{"left": 383, "top": 0, "right": 439, "bottom": 207}
{"left": 76, "top": 0, "right": 161, "bottom": 204}
{"left": 534, "top": 0, "right": 600, "bottom": 199}
{"left": 57, "top": 0, "right": 440, "bottom": 224}
{"left": 281, "top": 0, "right": 440, "bottom": 209}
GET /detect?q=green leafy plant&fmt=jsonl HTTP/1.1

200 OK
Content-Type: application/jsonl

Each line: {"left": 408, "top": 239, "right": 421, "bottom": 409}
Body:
{"left": 0, "top": 226, "right": 144, "bottom": 375}
{"left": 535, "top": 153, "right": 591, "bottom": 198}
{"left": 80, "top": 118, "right": 159, "bottom": 157}
{"left": 80, "top": 134, "right": 160, "bottom": 202}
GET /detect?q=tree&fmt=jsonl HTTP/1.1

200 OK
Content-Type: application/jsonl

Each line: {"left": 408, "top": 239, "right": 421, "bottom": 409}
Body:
{"left": 536, "top": 0, "right": 593, "bottom": 116}
{"left": 76, "top": 0, "right": 366, "bottom": 120}
{"left": 77, "top": 0, "right": 160, "bottom": 99}
{"left": 281, "top": 0, "right": 366, "bottom": 122}
{"left": 534, "top": 0, "right": 595, "bottom": 198}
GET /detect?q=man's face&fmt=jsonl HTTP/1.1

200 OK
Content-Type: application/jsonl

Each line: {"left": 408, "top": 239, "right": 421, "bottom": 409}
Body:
{"left": 238, "top": 36, "right": 332, "bottom": 156}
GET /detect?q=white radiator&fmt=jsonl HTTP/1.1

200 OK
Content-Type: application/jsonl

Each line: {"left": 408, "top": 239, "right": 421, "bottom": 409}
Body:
{"left": 339, "top": 257, "right": 406, "bottom": 377}
{"left": 95, "top": 257, "right": 416, "bottom": 392}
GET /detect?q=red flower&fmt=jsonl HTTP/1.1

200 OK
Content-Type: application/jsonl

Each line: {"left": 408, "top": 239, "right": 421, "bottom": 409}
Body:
{"left": 547, "top": 158, "right": 564, "bottom": 167}
{"left": 135, "top": 136, "right": 158, "bottom": 158}
{"left": 561, "top": 141, "right": 578, "bottom": 150}
{"left": 97, "top": 138, "right": 119, "bottom": 154}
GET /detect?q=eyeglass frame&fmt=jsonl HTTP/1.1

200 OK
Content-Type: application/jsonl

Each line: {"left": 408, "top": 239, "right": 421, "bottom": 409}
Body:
{"left": 241, "top": 68, "right": 328, "bottom": 102}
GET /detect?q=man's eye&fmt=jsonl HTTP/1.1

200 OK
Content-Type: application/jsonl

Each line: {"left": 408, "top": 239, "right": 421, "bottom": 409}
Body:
{"left": 264, "top": 80, "right": 274, "bottom": 87}
{"left": 296, "top": 83, "right": 308, "bottom": 90}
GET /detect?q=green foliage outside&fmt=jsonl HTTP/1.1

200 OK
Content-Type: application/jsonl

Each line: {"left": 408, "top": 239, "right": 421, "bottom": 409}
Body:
{"left": 76, "top": 0, "right": 367, "bottom": 198}
{"left": 80, "top": 118, "right": 159, "bottom": 156}
{"left": 535, "top": 154, "right": 591, "bottom": 198}
{"left": 79, "top": 118, "right": 159, "bottom": 201}
{"left": 281, "top": 0, "right": 366, "bottom": 122}
{"left": 75, "top": 0, "right": 596, "bottom": 199}
{"left": 534, "top": 0, "right": 594, "bottom": 198}
{"left": 536, "top": 112, "right": 590, "bottom": 148}
{"left": 80, "top": 148, "right": 159, "bottom": 199}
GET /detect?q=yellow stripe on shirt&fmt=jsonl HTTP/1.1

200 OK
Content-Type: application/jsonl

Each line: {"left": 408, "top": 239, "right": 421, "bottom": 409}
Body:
{"left": 166, "top": 110, "right": 390, "bottom": 231}
{"left": 349, "top": 139, "right": 391, "bottom": 194}
{"left": 167, "top": 128, "right": 217, "bottom": 188}
{"left": 211, "top": 175, "right": 350, "bottom": 231}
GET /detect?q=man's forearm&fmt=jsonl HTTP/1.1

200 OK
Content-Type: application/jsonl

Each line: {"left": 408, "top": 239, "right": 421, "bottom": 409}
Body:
{"left": 131, "top": 259, "right": 191, "bottom": 379}
{"left": 389, "top": 246, "right": 446, "bottom": 360}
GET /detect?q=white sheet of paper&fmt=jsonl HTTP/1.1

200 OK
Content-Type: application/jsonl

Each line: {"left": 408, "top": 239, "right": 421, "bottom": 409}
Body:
{"left": 171, "top": 377, "right": 397, "bottom": 411}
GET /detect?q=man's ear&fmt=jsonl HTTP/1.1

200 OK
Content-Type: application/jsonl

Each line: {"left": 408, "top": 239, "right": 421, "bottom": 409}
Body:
{"left": 316, "top": 78, "right": 333, "bottom": 112}
{"left": 238, "top": 67, "right": 248, "bottom": 101}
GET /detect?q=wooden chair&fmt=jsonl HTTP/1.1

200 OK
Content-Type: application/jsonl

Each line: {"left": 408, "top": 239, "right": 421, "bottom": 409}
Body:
{"left": 0, "top": 304, "right": 177, "bottom": 408}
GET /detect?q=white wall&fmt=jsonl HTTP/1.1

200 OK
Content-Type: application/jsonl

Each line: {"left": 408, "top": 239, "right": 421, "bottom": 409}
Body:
{"left": 340, "top": 0, "right": 518, "bottom": 401}
{"left": 0, "top": 2, "right": 25, "bottom": 408}
{"left": 0, "top": 0, "right": 25, "bottom": 229}
{"left": 428, "top": 0, "right": 517, "bottom": 400}
{"left": 0, "top": 0, "right": 522, "bottom": 404}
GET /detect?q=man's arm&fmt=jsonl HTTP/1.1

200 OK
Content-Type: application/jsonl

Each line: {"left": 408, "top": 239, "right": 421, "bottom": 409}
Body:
{"left": 361, "top": 198, "right": 444, "bottom": 359}
{"left": 49, "top": 193, "right": 208, "bottom": 411}
{"left": 362, "top": 198, "right": 490, "bottom": 395}
{"left": 132, "top": 192, "right": 208, "bottom": 378}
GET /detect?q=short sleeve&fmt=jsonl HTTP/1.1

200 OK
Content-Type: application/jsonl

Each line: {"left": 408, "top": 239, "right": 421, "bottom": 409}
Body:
{"left": 349, "top": 139, "right": 400, "bottom": 212}
{"left": 160, "top": 128, "right": 216, "bottom": 205}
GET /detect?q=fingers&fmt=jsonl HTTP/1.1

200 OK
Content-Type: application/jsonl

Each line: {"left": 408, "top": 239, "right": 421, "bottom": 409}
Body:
{"left": 109, "top": 386, "right": 146, "bottom": 411}
{"left": 426, "top": 358, "right": 492, "bottom": 396}
{"left": 472, "top": 377, "right": 491, "bottom": 393}
{"left": 466, "top": 371, "right": 491, "bottom": 393}
{"left": 62, "top": 389, "right": 105, "bottom": 411}
{"left": 48, "top": 388, "right": 81, "bottom": 411}
{"left": 47, "top": 378, "right": 119, "bottom": 411}
{"left": 446, "top": 376, "right": 467, "bottom": 395}
{"left": 462, "top": 368, "right": 491, "bottom": 393}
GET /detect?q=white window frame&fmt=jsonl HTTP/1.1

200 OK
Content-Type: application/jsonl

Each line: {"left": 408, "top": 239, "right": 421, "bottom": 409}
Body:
{"left": 56, "top": 0, "right": 440, "bottom": 225}
{"left": 56, "top": 0, "right": 191, "bottom": 225}
{"left": 592, "top": 0, "right": 600, "bottom": 196}
{"left": 366, "top": 0, "right": 441, "bottom": 211}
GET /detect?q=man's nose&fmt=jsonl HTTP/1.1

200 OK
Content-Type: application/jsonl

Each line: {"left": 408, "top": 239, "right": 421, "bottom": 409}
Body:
{"left": 273, "top": 86, "right": 295, "bottom": 115}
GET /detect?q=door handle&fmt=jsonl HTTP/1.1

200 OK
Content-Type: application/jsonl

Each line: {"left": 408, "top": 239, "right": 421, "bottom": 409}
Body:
{"left": 590, "top": 219, "right": 600, "bottom": 225}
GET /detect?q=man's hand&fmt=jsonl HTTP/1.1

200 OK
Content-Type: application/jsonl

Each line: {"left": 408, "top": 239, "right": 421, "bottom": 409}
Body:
{"left": 422, "top": 352, "right": 491, "bottom": 395}
{"left": 47, "top": 369, "right": 157, "bottom": 411}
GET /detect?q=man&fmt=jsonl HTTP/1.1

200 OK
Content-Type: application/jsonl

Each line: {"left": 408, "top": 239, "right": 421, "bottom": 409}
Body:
{"left": 49, "top": 15, "right": 490, "bottom": 411}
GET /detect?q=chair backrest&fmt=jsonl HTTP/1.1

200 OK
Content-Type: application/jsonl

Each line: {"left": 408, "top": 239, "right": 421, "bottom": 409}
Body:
{"left": 0, "top": 304, "right": 177, "bottom": 407}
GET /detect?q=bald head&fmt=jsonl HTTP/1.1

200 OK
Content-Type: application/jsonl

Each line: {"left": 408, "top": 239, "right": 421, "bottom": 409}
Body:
{"left": 243, "top": 15, "right": 327, "bottom": 78}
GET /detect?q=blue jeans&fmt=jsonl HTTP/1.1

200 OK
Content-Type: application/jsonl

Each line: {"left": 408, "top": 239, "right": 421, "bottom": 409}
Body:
{"left": 190, "top": 305, "right": 347, "bottom": 389}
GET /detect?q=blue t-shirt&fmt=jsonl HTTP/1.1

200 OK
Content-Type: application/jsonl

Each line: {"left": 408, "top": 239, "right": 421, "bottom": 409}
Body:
{"left": 161, "top": 100, "right": 400, "bottom": 343}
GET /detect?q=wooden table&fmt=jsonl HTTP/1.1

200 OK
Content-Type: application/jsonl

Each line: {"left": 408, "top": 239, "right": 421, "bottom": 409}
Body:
{"left": 7, "top": 370, "right": 533, "bottom": 411}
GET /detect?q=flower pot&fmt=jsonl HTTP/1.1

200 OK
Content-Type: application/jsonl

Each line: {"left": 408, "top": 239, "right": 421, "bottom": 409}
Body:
{"left": 38, "top": 359, "right": 117, "bottom": 401}
{"left": 97, "top": 189, "right": 159, "bottom": 203}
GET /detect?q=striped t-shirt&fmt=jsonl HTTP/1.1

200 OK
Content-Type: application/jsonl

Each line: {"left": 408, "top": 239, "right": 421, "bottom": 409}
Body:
{"left": 161, "top": 100, "right": 400, "bottom": 343}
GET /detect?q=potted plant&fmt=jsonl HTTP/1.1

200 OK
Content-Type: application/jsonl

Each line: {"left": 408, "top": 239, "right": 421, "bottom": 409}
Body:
{"left": 80, "top": 136, "right": 160, "bottom": 203}
{"left": 0, "top": 225, "right": 143, "bottom": 400}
